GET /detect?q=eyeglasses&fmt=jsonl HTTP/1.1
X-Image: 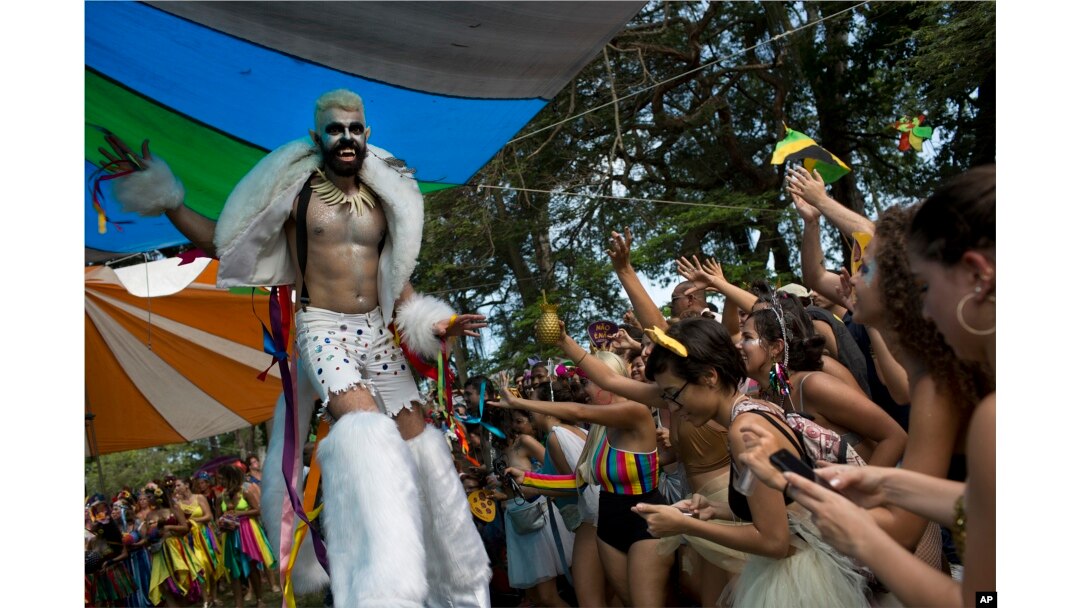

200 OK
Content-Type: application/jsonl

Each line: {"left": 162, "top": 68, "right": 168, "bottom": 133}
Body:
{"left": 660, "top": 379, "right": 691, "bottom": 409}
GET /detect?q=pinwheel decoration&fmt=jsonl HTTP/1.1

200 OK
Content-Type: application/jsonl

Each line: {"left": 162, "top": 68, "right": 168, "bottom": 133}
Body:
{"left": 893, "top": 115, "right": 934, "bottom": 152}
{"left": 770, "top": 126, "right": 851, "bottom": 184}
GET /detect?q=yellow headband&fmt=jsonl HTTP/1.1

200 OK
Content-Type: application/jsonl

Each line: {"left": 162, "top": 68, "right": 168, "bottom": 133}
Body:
{"left": 644, "top": 326, "right": 688, "bottom": 358}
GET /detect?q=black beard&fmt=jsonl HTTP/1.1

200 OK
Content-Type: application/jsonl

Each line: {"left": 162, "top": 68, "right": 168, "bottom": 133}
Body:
{"left": 319, "top": 140, "right": 364, "bottom": 177}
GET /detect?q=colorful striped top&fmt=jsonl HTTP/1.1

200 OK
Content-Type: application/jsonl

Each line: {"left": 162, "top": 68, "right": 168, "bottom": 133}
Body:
{"left": 593, "top": 435, "right": 658, "bottom": 495}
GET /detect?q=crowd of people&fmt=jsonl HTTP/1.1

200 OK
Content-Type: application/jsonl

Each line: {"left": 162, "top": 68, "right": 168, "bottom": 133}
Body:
{"left": 440, "top": 165, "right": 995, "bottom": 607}
{"left": 84, "top": 458, "right": 280, "bottom": 608}
{"left": 88, "top": 85, "right": 994, "bottom": 607}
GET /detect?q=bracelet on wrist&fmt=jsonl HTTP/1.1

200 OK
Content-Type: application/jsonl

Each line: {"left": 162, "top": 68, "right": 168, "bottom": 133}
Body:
{"left": 574, "top": 351, "right": 588, "bottom": 366}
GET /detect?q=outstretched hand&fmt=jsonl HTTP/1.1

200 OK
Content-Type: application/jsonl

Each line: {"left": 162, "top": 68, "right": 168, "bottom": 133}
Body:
{"left": 675, "top": 255, "right": 720, "bottom": 295}
{"left": 491, "top": 371, "right": 516, "bottom": 405}
{"left": 98, "top": 132, "right": 150, "bottom": 173}
{"left": 785, "top": 166, "right": 828, "bottom": 207}
{"left": 605, "top": 228, "right": 634, "bottom": 271}
{"left": 608, "top": 328, "right": 641, "bottom": 352}
{"left": 434, "top": 313, "right": 487, "bottom": 338}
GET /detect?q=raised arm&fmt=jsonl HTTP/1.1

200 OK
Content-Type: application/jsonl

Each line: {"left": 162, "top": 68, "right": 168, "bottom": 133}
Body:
{"left": 793, "top": 192, "right": 848, "bottom": 310}
{"left": 786, "top": 166, "right": 875, "bottom": 238}
{"left": 676, "top": 255, "right": 757, "bottom": 313}
{"left": 555, "top": 329, "right": 667, "bottom": 410}
{"left": 606, "top": 228, "right": 668, "bottom": 331}
{"left": 492, "top": 371, "right": 651, "bottom": 430}
{"left": 98, "top": 134, "right": 218, "bottom": 255}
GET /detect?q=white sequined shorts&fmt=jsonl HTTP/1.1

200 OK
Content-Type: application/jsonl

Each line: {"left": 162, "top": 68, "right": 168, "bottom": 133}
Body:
{"left": 295, "top": 306, "right": 421, "bottom": 417}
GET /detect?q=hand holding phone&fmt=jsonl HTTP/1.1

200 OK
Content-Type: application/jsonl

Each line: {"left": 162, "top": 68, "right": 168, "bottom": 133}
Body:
{"left": 768, "top": 449, "right": 835, "bottom": 492}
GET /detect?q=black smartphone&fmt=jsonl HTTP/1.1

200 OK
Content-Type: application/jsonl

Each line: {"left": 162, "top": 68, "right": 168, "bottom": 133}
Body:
{"left": 768, "top": 449, "right": 834, "bottom": 491}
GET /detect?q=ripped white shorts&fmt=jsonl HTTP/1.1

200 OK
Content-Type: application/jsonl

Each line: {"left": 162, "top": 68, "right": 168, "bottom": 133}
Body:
{"left": 295, "top": 306, "right": 420, "bottom": 418}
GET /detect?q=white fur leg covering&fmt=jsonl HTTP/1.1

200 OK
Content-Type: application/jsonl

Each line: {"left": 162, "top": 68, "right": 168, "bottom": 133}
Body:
{"left": 408, "top": 426, "right": 492, "bottom": 607}
{"left": 395, "top": 294, "right": 455, "bottom": 360}
{"left": 110, "top": 155, "right": 185, "bottom": 216}
{"left": 318, "top": 412, "right": 427, "bottom": 607}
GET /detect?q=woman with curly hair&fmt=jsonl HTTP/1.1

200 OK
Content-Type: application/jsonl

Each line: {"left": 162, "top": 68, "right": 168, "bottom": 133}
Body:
{"left": 217, "top": 464, "right": 275, "bottom": 608}
{"left": 757, "top": 165, "right": 996, "bottom": 606}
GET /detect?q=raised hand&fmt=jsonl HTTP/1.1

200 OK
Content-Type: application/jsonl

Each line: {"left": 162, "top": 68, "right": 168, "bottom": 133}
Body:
{"left": 791, "top": 190, "right": 822, "bottom": 223}
{"left": 434, "top": 313, "right": 488, "bottom": 339}
{"left": 491, "top": 370, "right": 515, "bottom": 404}
{"left": 701, "top": 257, "right": 729, "bottom": 286}
{"left": 98, "top": 132, "right": 150, "bottom": 173}
{"left": 675, "top": 255, "right": 716, "bottom": 296}
{"left": 785, "top": 165, "right": 828, "bottom": 207}
{"left": 622, "top": 310, "right": 642, "bottom": 330}
{"left": 609, "top": 328, "right": 641, "bottom": 352}
{"left": 836, "top": 267, "right": 855, "bottom": 311}
{"left": 605, "top": 227, "right": 634, "bottom": 271}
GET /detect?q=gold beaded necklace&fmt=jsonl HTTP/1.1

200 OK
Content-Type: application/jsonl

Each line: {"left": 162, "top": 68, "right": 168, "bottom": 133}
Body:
{"left": 311, "top": 168, "right": 378, "bottom": 215}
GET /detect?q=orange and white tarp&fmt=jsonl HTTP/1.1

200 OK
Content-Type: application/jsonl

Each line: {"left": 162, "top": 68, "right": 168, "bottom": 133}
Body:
{"left": 85, "top": 258, "right": 281, "bottom": 455}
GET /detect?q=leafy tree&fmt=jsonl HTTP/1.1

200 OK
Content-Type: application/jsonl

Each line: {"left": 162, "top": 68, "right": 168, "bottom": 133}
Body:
{"left": 413, "top": 0, "right": 994, "bottom": 376}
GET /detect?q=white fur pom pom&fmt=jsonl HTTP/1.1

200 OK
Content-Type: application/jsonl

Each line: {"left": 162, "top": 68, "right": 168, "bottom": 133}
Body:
{"left": 396, "top": 293, "right": 455, "bottom": 360}
{"left": 111, "top": 155, "right": 185, "bottom": 216}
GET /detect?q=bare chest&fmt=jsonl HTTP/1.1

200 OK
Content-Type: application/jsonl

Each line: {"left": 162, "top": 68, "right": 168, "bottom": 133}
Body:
{"left": 305, "top": 196, "right": 387, "bottom": 247}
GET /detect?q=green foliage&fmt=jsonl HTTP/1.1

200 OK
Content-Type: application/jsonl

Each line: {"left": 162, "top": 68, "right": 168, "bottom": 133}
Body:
{"left": 413, "top": 0, "right": 994, "bottom": 374}
{"left": 84, "top": 431, "right": 247, "bottom": 495}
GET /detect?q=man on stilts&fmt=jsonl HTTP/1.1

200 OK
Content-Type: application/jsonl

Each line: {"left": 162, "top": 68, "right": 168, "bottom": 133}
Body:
{"left": 100, "top": 89, "right": 492, "bottom": 607}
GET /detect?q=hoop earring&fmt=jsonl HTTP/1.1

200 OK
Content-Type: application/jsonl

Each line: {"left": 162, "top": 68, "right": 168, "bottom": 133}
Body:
{"left": 956, "top": 292, "right": 995, "bottom": 336}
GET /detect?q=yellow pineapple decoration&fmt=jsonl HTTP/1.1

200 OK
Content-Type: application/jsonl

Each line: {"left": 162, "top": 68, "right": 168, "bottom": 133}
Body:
{"left": 536, "top": 290, "right": 563, "bottom": 346}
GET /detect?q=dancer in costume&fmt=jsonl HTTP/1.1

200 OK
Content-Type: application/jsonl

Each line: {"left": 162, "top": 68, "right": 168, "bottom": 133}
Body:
{"left": 99, "top": 88, "right": 491, "bottom": 606}
{"left": 176, "top": 477, "right": 226, "bottom": 607}
{"left": 145, "top": 484, "right": 200, "bottom": 607}
{"left": 217, "top": 465, "right": 274, "bottom": 608}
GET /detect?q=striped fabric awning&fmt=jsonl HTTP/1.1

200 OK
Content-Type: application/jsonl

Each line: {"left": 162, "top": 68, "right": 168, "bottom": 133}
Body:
{"left": 85, "top": 260, "right": 282, "bottom": 454}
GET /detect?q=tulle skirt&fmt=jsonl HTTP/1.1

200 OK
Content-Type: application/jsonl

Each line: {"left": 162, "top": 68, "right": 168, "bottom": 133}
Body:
{"left": 720, "top": 508, "right": 871, "bottom": 608}
{"left": 222, "top": 515, "right": 276, "bottom": 580}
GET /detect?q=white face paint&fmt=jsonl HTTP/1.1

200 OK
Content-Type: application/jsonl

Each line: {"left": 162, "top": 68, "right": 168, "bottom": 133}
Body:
{"left": 315, "top": 107, "right": 367, "bottom": 177}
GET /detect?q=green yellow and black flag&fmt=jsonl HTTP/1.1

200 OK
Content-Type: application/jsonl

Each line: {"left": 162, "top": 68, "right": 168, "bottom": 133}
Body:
{"left": 770, "top": 126, "right": 851, "bottom": 184}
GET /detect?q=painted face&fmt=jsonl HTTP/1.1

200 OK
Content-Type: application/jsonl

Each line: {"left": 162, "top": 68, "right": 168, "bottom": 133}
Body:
{"left": 851, "top": 239, "right": 883, "bottom": 325}
{"left": 315, "top": 107, "right": 367, "bottom": 177}
{"left": 736, "top": 317, "right": 770, "bottom": 380}
{"left": 654, "top": 369, "right": 715, "bottom": 426}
